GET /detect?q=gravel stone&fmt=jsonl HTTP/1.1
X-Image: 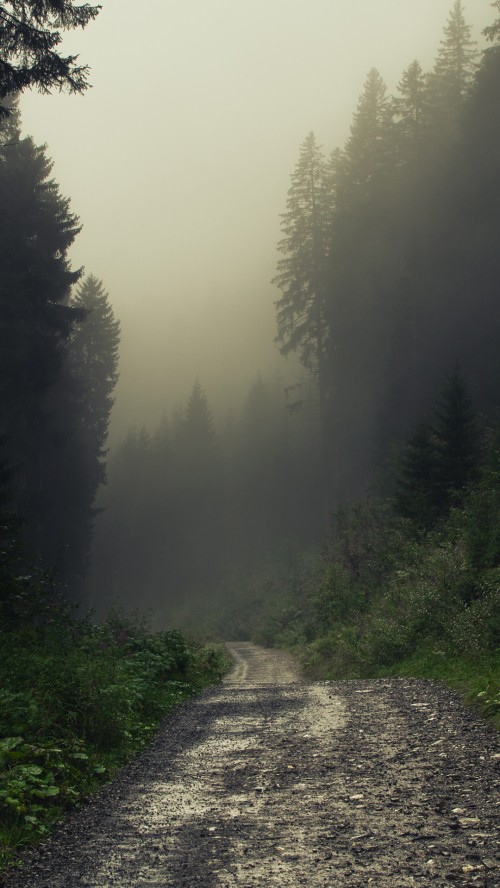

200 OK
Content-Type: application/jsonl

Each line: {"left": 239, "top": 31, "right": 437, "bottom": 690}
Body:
{"left": 4, "top": 643, "right": 499, "bottom": 887}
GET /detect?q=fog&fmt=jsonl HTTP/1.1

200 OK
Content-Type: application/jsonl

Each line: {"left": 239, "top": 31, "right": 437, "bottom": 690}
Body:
{"left": 19, "top": 0, "right": 494, "bottom": 439}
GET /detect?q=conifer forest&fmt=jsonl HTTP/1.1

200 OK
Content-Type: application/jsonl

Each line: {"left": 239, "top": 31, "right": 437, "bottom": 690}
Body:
{"left": 0, "top": 0, "right": 499, "bottom": 868}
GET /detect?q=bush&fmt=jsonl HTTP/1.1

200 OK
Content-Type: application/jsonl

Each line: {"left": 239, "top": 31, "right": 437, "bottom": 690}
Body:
{"left": 0, "top": 608, "right": 230, "bottom": 871}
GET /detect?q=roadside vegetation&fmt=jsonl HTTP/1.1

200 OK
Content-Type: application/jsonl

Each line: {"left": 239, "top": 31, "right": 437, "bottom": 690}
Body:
{"left": 209, "top": 372, "right": 499, "bottom": 729}
{"left": 0, "top": 536, "right": 231, "bottom": 872}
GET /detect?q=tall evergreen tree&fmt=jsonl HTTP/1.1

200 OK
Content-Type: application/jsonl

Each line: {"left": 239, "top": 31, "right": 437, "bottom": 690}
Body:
{"left": 0, "top": 114, "right": 84, "bottom": 569}
{"left": 273, "top": 131, "right": 332, "bottom": 521}
{"left": 395, "top": 420, "right": 439, "bottom": 529}
{"left": 393, "top": 60, "right": 428, "bottom": 168}
{"left": 70, "top": 274, "right": 120, "bottom": 485}
{"left": 177, "top": 378, "right": 218, "bottom": 475}
{"left": 341, "top": 68, "right": 394, "bottom": 201}
{"left": 0, "top": 0, "right": 100, "bottom": 116}
{"left": 432, "top": 368, "right": 480, "bottom": 511}
{"left": 426, "top": 1, "right": 478, "bottom": 137}
{"left": 273, "top": 132, "right": 330, "bottom": 376}
{"left": 325, "top": 69, "right": 401, "bottom": 503}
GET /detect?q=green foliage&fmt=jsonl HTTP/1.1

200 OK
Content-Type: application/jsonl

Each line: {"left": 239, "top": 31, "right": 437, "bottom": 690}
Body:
{"left": 395, "top": 421, "right": 439, "bottom": 528}
{"left": 432, "top": 368, "right": 480, "bottom": 511}
{"left": 239, "top": 393, "right": 499, "bottom": 731}
{"left": 0, "top": 605, "right": 230, "bottom": 871}
{"left": 395, "top": 370, "right": 481, "bottom": 529}
{"left": 464, "top": 423, "right": 500, "bottom": 570}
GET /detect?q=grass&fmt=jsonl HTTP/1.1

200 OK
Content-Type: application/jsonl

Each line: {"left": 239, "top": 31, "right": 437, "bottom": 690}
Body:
{"left": 373, "top": 646, "right": 500, "bottom": 728}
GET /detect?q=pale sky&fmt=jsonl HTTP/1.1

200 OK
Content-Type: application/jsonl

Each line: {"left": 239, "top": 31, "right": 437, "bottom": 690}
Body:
{"left": 20, "top": 0, "right": 495, "bottom": 439}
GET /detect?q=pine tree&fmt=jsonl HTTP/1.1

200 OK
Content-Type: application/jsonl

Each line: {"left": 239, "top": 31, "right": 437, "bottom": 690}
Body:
{"left": 395, "top": 420, "right": 438, "bottom": 529}
{"left": 393, "top": 60, "right": 428, "bottom": 167}
{"left": 395, "top": 372, "right": 481, "bottom": 528}
{"left": 341, "top": 68, "right": 394, "bottom": 201}
{"left": 178, "top": 379, "right": 218, "bottom": 473}
{"left": 70, "top": 274, "right": 120, "bottom": 484}
{"left": 273, "top": 131, "right": 332, "bottom": 521}
{"left": 0, "top": 118, "right": 84, "bottom": 569}
{"left": 426, "top": 1, "right": 478, "bottom": 136}
{"left": 483, "top": 1, "right": 500, "bottom": 45}
{"left": 325, "top": 70, "right": 400, "bottom": 504}
{"left": 432, "top": 368, "right": 480, "bottom": 510}
{"left": 0, "top": 0, "right": 100, "bottom": 116}
{"left": 273, "top": 131, "right": 330, "bottom": 376}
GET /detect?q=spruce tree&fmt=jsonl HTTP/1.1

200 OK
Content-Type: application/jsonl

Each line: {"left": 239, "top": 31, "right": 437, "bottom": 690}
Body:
{"left": 432, "top": 368, "right": 480, "bottom": 511}
{"left": 483, "top": 1, "right": 500, "bottom": 45}
{"left": 0, "top": 0, "right": 100, "bottom": 116}
{"left": 395, "top": 420, "right": 438, "bottom": 529}
{"left": 341, "top": 68, "right": 394, "bottom": 201}
{"left": 395, "top": 372, "right": 480, "bottom": 528}
{"left": 70, "top": 274, "right": 120, "bottom": 485}
{"left": 273, "top": 131, "right": 332, "bottom": 520}
{"left": 0, "top": 115, "right": 84, "bottom": 571}
{"left": 426, "top": 1, "right": 478, "bottom": 137}
{"left": 178, "top": 379, "right": 218, "bottom": 473}
{"left": 273, "top": 131, "right": 330, "bottom": 376}
{"left": 393, "top": 60, "right": 428, "bottom": 167}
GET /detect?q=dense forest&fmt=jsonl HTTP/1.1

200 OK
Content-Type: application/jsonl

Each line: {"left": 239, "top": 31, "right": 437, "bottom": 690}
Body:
{"left": 0, "top": 0, "right": 499, "bottom": 866}
{"left": 0, "top": 2, "right": 230, "bottom": 866}
{"left": 86, "top": 1, "right": 500, "bottom": 639}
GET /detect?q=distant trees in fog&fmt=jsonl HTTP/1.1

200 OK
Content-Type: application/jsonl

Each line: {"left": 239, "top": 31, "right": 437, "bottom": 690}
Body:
{"left": 3, "top": 0, "right": 499, "bottom": 623}
{"left": 89, "top": 1, "right": 500, "bottom": 621}
{"left": 88, "top": 375, "right": 323, "bottom": 618}
{"left": 274, "top": 0, "right": 500, "bottom": 507}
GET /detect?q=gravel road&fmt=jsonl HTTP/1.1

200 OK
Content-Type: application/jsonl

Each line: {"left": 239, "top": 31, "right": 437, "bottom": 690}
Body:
{"left": 5, "top": 642, "right": 499, "bottom": 887}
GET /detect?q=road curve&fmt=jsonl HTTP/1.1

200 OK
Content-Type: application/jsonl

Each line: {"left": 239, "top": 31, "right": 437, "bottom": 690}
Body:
{"left": 5, "top": 642, "right": 499, "bottom": 887}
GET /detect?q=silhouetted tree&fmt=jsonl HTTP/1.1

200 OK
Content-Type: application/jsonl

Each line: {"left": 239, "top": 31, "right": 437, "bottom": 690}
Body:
{"left": 395, "top": 371, "right": 481, "bottom": 529}
{"left": 70, "top": 274, "right": 120, "bottom": 485}
{"left": 393, "top": 60, "right": 428, "bottom": 167}
{"left": 341, "top": 68, "right": 394, "bottom": 200}
{"left": 273, "top": 131, "right": 333, "bottom": 520}
{"left": 483, "top": 0, "right": 500, "bottom": 45}
{"left": 274, "top": 132, "right": 330, "bottom": 375}
{"left": 395, "top": 420, "right": 438, "bottom": 529}
{"left": 0, "top": 115, "right": 83, "bottom": 560}
{"left": 432, "top": 368, "right": 480, "bottom": 511}
{"left": 177, "top": 379, "right": 218, "bottom": 473}
{"left": 426, "top": 1, "right": 478, "bottom": 139}
{"left": 325, "top": 68, "right": 400, "bottom": 502}
{"left": 0, "top": 0, "right": 100, "bottom": 117}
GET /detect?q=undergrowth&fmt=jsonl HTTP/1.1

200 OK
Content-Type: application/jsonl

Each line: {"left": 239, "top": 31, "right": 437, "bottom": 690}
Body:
{"left": 0, "top": 584, "right": 231, "bottom": 873}
{"left": 214, "top": 403, "right": 500, "bottom": 731}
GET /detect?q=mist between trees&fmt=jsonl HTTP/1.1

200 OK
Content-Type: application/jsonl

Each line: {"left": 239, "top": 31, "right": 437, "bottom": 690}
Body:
{"left": 0, "top": 2, "right": 499, "bottom": 648}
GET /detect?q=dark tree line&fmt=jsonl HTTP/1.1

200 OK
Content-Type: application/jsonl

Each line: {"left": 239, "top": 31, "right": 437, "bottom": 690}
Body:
{"left": 87, "top": 1, "right": 500, "bottom": 625}
{"left": 0, "top": 97, "right": 119, "bottom": 593}
{"left": 87, "top": 374, "right": 324, "bottom": 620}
{"left": 274, "top": 1, "right": 500, "bottom": 509}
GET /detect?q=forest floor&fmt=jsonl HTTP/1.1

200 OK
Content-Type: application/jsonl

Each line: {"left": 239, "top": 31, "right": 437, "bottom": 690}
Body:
{"left": 4, "top": 643, "right": 499, "bottom": 887}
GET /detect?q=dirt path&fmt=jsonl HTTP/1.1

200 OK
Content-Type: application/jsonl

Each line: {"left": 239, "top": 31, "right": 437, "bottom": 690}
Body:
{"left": 6, "top": 643, "right": 499, "bottom": 887}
